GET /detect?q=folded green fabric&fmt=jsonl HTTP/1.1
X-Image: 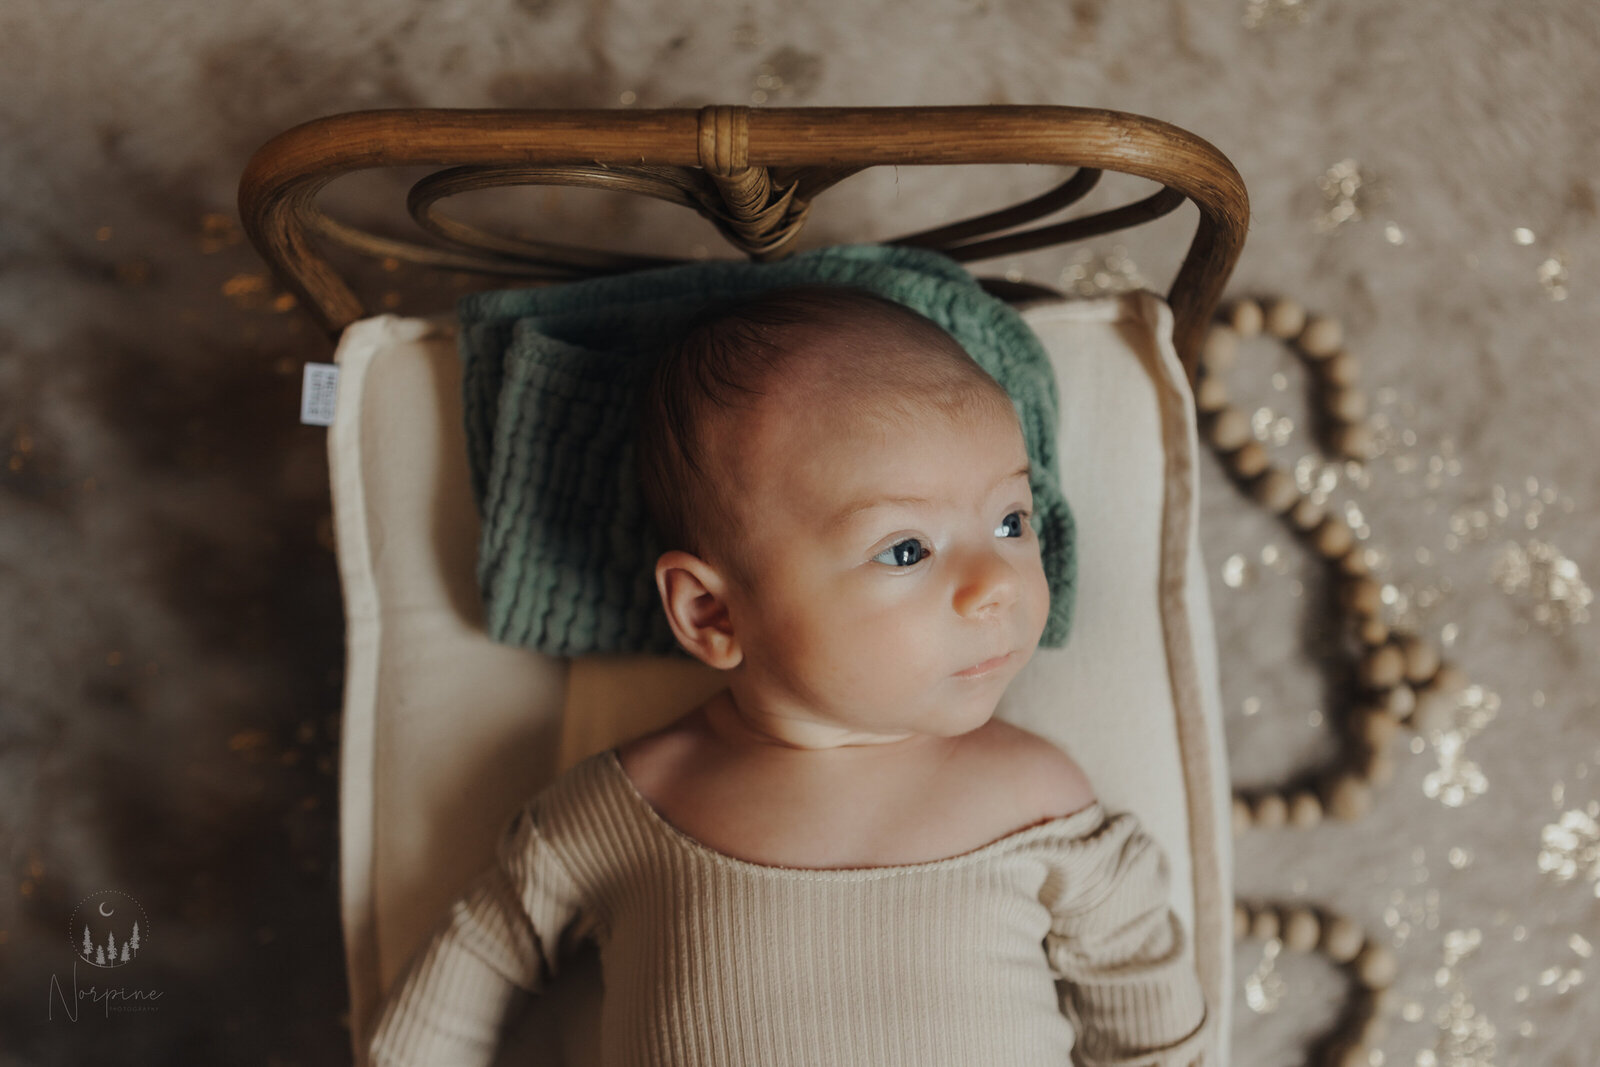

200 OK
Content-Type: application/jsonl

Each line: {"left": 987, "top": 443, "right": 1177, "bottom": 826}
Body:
{"left": 458, "top": 244, "right": 1076, "bottom": 658}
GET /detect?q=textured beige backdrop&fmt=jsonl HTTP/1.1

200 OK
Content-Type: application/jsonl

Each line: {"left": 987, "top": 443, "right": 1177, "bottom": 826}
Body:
{"left": 2, "top": 2, "right": 1597, "bottom": 1065}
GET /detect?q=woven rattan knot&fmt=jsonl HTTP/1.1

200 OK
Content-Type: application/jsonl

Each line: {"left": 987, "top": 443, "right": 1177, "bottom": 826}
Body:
{"left": 695, "top": 105, "right": 806, "bottom": 259}
{"left": 696, "top": 106, "right": 750, "bottom": 176}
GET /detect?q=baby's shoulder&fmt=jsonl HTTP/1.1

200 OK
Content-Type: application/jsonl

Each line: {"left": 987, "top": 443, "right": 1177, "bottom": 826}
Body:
{"left": 968, "top": 720, "right": 1098, "bottom": 824}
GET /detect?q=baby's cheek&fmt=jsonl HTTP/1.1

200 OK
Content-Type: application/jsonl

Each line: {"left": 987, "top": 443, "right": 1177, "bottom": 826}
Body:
{"left": 1026, "top": 563, "right": 1053, "bottom": 639}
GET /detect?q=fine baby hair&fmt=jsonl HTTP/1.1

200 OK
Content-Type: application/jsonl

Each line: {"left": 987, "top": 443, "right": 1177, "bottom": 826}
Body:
{"left": 631, "top": 283, "right": 1014, "bottom": 581}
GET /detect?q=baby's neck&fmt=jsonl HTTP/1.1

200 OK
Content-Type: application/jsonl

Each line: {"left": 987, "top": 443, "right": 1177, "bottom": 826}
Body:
{"left": 616, "top": 698, "right": 1025, "bottom": 870}
{"left": 694, "top": 690, "right": 959, "bottom": 764}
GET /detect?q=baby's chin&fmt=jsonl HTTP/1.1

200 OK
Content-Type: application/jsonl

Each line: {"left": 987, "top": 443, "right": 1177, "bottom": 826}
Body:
{"left": 920, "top": 698, "right": 1004, "bottom": 740}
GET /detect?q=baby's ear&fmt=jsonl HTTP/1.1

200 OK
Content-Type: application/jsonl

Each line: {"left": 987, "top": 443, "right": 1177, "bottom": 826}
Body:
{"left": 654, "top": 551, "right": 743, "bottom": 671}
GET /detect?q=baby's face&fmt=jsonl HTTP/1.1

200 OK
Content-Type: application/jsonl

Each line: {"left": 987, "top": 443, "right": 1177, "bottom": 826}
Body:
{"left": 715, "top": 380, "right": 1051, "bottom": 742}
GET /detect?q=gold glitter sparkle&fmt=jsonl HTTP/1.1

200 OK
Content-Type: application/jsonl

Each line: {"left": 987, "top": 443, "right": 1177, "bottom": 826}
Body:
{"left": 1537, "top": 255, "right": 1569, "bottom": 301}
{"left": 750, "top": 48, "right": 821, "bottom": 106}
{"left": 1249, "top": 405, "right": 1296, "bottom": 447}
{"left": 1539, "top": 806, "right": 1600, "bottom": 896}
{"left": 1427, "top": 929, "right": 1498, "bottom": 1067}
{"left": 1314, "top": 158, "right": 1385, "bottom": 233}
{"left": 1489, "top": 539, "right": 1592, "bottom": 634}
{"left": 1056, "top": 246, "right": 1147, "bottom": 298}
{"left": 1421, "top": 684, "right": 1498, "bottom": 808}
{"left": 1383, "top": 885, "right": 1441, "bottom": 948}
{"left": 1242, "top": 937, "right": 1286, "bottom": 1013}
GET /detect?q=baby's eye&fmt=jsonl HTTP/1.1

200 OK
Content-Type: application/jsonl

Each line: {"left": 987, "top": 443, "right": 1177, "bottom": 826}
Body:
{"left": 996, "top": 511, "right": 1031, "bottom": 538}
{"left": 873, "top": 538, "right": 929, "bottom": 568}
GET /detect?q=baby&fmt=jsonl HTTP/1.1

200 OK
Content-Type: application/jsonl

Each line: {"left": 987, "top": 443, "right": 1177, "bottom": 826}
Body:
{"left": 367, "top": 285, "right": 1212, "bottom": 1066}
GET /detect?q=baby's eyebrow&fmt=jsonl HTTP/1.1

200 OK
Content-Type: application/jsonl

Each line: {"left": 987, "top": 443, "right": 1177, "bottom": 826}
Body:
{"left": 828, "top": 463, "right": 1032, "bottom": 530}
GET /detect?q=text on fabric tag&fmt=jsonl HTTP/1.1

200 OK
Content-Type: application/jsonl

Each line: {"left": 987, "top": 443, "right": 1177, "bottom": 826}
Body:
{"left": 300, "top": 363, "right": 339, "bottom": 426}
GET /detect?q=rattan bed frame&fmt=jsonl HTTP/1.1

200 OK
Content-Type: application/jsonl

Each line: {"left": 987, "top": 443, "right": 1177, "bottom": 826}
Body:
{"left": 237, "top": 104, "right": 1247, "bottom": 384}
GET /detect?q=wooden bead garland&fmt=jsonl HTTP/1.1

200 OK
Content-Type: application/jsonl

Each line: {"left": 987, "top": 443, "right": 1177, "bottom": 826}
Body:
{"left": 1203, "top": 297, "right": 1471, "bottom": 837}
{"left": 1287, "top": 789, "right": 1323, "bottom": 828}
{"left": 1234, "top": 901, "right": 1394, "bottom": 1067}
{"left": 1263, "top": 296, "right": 1306, "bottom": 339}
{"left": 1231, "top": 441, "right": 1271, "bottom": 479}
{"left": 1207, "top": 296, "right": 1487, "bottom": 1064}
{"left": 1252, "top": 468, "right": 1300, "bottom": 513}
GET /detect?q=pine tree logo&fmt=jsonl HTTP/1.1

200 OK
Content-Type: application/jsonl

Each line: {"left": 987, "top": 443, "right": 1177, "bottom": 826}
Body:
{"left": 69, "top": 890, "right": 150, "bottom": 970}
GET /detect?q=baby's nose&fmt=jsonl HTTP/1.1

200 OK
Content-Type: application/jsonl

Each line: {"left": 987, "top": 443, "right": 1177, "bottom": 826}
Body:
{"left": 952, "top": 545, "right": 1021, "bottom": 617}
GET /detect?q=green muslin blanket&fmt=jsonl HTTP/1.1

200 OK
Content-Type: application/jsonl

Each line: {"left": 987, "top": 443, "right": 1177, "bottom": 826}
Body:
{"left": 458, "top": 243, "right": 1076, "bottom": 658}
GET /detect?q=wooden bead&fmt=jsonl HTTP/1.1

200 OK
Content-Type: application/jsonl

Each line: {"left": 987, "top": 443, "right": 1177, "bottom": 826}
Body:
{"left": 1359, "top": 643, "right": 1406, "bottom": 689}
{"left": 1397, "top": 633, "right": 1441, "bottom": 685}
{"left": 1264, "top": 296, "right": 1306, "bottom": 339}
{"left": 1385, "top": 683, "right": 1416, "bottom": 719}
{"left": 1351, "top": 743, "right": 1395, "bottom": 785}
{"left": 1231, "top": 441, "right": 1270, "bottom": 479}
{"left": 1290, "top": 497, "right": 1326, "bottom": 531}
{"left": 1282, "top": 906, "right": 1321, "bottom": 952}
{"left": 1208, "top": 406, "right": 1252, "bottom": 452}
{"left": 1341, "top": 575, "right": 1382, "bottom": 616}
{"left": 1350, "top": 704, "right": 1397, "bottom": 748}
{"left": 1360, "top": 1012, "right": 1388, "bottom": 1046}
{"left": 1250, "top": 906, "right": 1281, "bottom": 942}
{"left": 1326, "top": 1043, "right": 1369, "bottom": 1067}
{"left": 1321, "top": 915, "right": 1365, "bottom": 962}
{"left": 1288, "top": 789, "right": 1323, "bottom": 828}
{"left": 1338, "top": 548, "right": 1370, "bottom": 577}
{"left": 1252, "top": 792, "right": 1288, "bottom": 829}
{"left": 1195, "top": 374, "right": 1229, "bottom": 414}
{"left": 1251, "top": 468, "right": 1301, "bottom": 513}
{"left": 1201, "top": 326, "right": 1238, "bottom": 373}
{"left": 1361, "top": 746, "right": 1396, "bottom": 786}
{"left": 1334, "top": 422, "right": 1375, "bottom": 461}
{"left": 1324, "top": 773, "right": 1372, "bottom": 820}
{"left": 1357, "top": 617, "right": 1390, "bottom": 648}
{"left": 1327, "top": 385, "right": 1367, "bottom": 423}
{"left": 1314, "top": 515, "right": 1355, "bottom": 559}
{"left": 1228, "top": 298, "right": 1264, "bottom": 337}
{"left": 1232, "top": 795, "right": 1252, "bottom": 836}
{"left": 1323, "top": 350, "right": 1361, "bottom": 387}
{"left": 1356, "top": 942, "right": 1398, "bottom": 989}
{"left": 1297, "top": 314, "right": 1344, "bottom": 357}
{"left": 1429, "top": 662, "right": 1469, "bottom": 696}
{"left": 1234, "top": 902, "right": 1251, "bottom": 940}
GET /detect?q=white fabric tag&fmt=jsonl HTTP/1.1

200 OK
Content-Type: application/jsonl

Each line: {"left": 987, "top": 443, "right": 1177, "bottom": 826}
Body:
{"left": 300, "top": 362, "right": 340, "bottom": 426}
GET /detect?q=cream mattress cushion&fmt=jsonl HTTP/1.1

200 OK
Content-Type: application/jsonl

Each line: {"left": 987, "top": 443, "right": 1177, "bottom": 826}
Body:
{"left": 328, "top": 291, "right": 1233, "bottom": 1065}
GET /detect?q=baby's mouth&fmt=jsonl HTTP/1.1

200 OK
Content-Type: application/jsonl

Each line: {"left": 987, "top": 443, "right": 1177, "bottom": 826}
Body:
{"left": 953, "top": 651, "right": 1014, "bottom": 678}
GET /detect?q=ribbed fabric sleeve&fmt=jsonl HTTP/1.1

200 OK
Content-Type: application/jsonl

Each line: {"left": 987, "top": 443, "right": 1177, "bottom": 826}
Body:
{"left": 1039, "top": 811, "right": 1212, "bottom": 1066}
{"left": 367, "top": 801, "right": 597, "bottom": 1066}
{"left": 367, "top": 750, "right": 1212, "bottom": 1067}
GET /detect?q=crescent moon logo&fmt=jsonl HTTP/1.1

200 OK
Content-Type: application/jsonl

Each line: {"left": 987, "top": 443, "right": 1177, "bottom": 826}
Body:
{"left": 71, "top": 890, "right": 150, "bottom": 969}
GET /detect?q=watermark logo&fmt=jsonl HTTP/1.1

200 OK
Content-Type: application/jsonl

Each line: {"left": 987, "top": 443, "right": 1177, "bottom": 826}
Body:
{"left": 48, "top": 890, "right": 164, "bottom": 1020}
{"left": 69, "top": 889, "right": 148, "bottom": 968}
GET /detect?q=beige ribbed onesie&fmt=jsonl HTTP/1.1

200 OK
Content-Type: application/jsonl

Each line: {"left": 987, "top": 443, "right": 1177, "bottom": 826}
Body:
{"left": 367, "top": 748, "right": 1212, "bottom": 1066}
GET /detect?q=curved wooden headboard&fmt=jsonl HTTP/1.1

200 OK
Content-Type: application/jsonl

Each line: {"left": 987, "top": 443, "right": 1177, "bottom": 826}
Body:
{"left": 238, "top": 105, "right": 1247, "bottom": 384}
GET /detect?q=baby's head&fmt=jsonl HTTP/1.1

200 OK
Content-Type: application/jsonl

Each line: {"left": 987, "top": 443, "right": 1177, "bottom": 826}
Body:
{"left": 634, "top": 285, "right": 1051, "bottom": 743}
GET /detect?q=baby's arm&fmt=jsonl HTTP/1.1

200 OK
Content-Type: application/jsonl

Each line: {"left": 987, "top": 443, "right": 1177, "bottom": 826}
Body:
{"left": 1040, "top": 808, "right": 1212, "bottom": 1067}
{"left": 366, "top": 800, "right": 593, "bottom": 1067}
